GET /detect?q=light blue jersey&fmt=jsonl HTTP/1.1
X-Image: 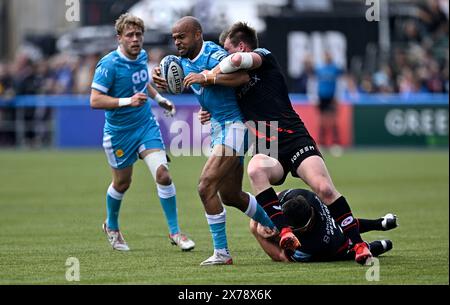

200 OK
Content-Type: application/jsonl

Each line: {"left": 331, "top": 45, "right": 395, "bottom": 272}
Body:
{"left": 179, "top": 41, "right": 243, "bottom": 125}
{"left": 92, "top": 47, "right": 153, "bottom": 132}
{"left": 92, "top": 47, "right": 164, "bottom": 169}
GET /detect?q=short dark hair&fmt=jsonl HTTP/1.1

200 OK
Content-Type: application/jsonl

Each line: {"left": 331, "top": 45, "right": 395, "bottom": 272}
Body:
{"left": 227, "top": 22, "right": 259, "bottom": 50}
{"left": 282, "top": 195, "right": 313, "bottom": 229}
{"left": 219, "top": 29, "right": 230, "bottom": 47}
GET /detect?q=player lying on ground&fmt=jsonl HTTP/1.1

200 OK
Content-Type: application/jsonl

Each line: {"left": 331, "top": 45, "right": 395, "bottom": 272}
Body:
{"left": 250, "top": 188, "right": 398, "bottom": 262}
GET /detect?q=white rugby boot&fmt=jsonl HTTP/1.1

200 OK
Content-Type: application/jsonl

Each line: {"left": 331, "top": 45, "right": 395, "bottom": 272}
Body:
{"left": 169, "top": 232, "right": 195, "bottom": 251}
{"left": 102, "top": 222, "right": 130, "bottom": 251}
{"left": 200, "top": 250, "right": 233, "bottom": 266}
{"left": 381, "top": 213, "right": 398, "bottom": 231}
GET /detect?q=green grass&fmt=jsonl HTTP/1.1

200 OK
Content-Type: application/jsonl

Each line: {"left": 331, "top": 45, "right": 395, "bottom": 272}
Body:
{"left": 0, "top": 149, "right": 448, "bottom": 284}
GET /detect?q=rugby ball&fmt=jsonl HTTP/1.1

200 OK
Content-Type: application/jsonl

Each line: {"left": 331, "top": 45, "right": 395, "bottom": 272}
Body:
{"left": 160, "top": 55, "right": 185, "bottom": 95}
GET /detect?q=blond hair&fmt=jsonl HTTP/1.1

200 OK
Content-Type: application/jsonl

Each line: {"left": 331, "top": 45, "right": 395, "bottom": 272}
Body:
{"left": 115, "top": 13, "right": 145, "bottom": 35}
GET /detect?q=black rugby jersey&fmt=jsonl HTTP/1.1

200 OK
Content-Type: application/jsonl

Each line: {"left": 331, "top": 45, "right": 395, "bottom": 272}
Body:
{"left": 235, "top": 48, "right": 312, "bottom": 150}
{"left": 278, "top": 189, "right": 348, "bottom": 262}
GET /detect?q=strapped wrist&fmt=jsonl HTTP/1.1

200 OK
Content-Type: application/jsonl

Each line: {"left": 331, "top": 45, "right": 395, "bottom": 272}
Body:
{"left": 154, "top": 93, "right": 166, "bottom": 104}
{"left": 202, "top": 72, "right": 216, "bottom": 85}
{"left": 206, "top": 73, "right": 216, "bottom": 85}
{"left": 118, "top": 98, "right": 132, "bottom": 107}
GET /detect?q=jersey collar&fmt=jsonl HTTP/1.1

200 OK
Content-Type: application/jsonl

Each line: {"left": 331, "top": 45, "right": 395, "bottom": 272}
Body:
{"left": 189, "top": 41, "right": 205, "bottom": 63}
{"left": 117, "top": 46, "right": 141, "bottom": 62}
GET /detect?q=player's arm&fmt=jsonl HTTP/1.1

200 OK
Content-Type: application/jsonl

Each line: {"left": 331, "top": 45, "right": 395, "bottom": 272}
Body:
{"left": 90, "top": 89, "right": 148, "bottom": 109}
{"left": 249, "top": 220, "right": 289, "bottom": 262}
{"left": 216, "top": 52, "right": 263, "bottom": 74}
{"left": 183, "top": 70, "right": 250, "bottom": 88}
{"left": 147, "top": 84, "right": 176, "bottom": 117}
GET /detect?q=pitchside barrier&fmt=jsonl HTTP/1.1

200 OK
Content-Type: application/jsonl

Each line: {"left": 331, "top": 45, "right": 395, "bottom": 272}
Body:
{"left": 0, "top": 93, "right": 448, "bottom": 149}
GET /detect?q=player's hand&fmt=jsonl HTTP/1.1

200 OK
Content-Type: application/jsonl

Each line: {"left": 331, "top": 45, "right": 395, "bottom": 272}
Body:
{"left": 198, "top": 108, "right": 211, "bottom": 125}
{"left": 183, "top": 72, "right": 206, "bottom": 88}
{"left": 159, "top": 98, "right": 176, "bottom": 117}
{"left": 130, "top": 92, "right": 148, "bottom": 107}
{"left": 152, "top": 67, "right": 168, "bottom": 90}
{"left": 257, "top": 224, "right": 279, "bottom": 239}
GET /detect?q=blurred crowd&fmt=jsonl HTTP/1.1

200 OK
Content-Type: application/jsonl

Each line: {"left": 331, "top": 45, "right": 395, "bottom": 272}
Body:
{"left": 294, "top": 0, "right": 449, "bottom": 97}
{"left": 0, "top": 48, "right": 170, "bottom": 99}
{"left": 1, "top": 1, "right": 448, "bottom": 98}
{"left": 0, "top": 0, "right": 448, "bottom": 147}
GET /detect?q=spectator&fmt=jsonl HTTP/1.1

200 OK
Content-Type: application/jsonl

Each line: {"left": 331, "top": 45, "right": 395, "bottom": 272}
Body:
{"left": 315, "top": 51, "right": 344, "bottom": 153}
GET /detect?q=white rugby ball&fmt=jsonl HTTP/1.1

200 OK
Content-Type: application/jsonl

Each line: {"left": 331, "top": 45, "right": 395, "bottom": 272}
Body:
{"left": 160, "top": 55, "right": 185, "bottom": 95}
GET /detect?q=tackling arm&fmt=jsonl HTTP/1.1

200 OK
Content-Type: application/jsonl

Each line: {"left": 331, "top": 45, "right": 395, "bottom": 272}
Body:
{"left": 216, "top": 52, "right": 262, "bottom": 74}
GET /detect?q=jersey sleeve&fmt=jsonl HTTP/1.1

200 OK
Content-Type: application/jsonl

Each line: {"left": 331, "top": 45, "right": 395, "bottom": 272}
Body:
{"left": 253, "top": 48, "right": 272, "bottom": 65}
{"left": 208, "top": 48, "right": 228, "bottom": 70}
{"left": 91, "top": 57, "right": 116, "bottom": 94}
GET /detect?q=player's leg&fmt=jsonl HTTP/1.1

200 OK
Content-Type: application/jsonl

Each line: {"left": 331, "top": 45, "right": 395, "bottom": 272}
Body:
{"left": 102, "top": 130, "right": 139, "bottom": 251}
{"left": 249, "top": 220, "right": 288, "bottom": 262}
{"left": 296, "top": 155, "right": 372, "bottom": 264}
{"left": 102, "top": 166, "right": 133, "bottom": 251}
{"left": 140, "top": 141, "right": 194, "bottom": 251}
{"left": 218, "top": 161, "right": 274, "bottom": 229}
{"left": 247, "top": 154, "right": 300, "bottom": 250}
{"left": 368, "top": 240, "right": 393, "bottom": 257}
{"left": 198, "top": 145, "right": 239, "bottom": 265}
{"left": 358, "top": 214, "right": 398, "bottom": 233}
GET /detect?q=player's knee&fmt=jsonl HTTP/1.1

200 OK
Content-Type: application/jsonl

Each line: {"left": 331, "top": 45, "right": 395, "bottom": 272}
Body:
{"left": 315, "top": 181, "right": 336, "bottom": 202}
{"left": 113, "top": 179, "right": 131, "bottom": 193}
{"left": 155, "top": 166, "right": 172, "bottom": 185}
{"left": 247, "top": 162, "right": 268, "bottom": 184}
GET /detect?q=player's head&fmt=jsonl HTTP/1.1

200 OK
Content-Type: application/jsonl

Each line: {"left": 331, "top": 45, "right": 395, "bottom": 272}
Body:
{"left": 323, "top": 51, "right": 333, "bottom": 64}
{"left": 115, "top": 13, "right": 145, "bottom": 59}
{"left": 282, "top": 195, "right": 315, "bottom": 233}
{"left": 219, "top": 29, "right": 230, "bottom": 47}
{"left": 172, "top": 16, "right": 203, "bottom": 59}
{"left": 222, "top": 22, "right": 259, "bottom": 54}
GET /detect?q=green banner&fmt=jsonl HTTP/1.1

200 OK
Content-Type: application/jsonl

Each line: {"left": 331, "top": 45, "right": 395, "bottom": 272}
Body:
{"left": 354, "top": 105, "right": 448, "bottom": 147}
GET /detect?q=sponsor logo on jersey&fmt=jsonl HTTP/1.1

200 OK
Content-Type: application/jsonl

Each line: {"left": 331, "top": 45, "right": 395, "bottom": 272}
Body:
{"left": 290, "top": 145, "right": 316, "bottom": 163}
{"left": 341, "top": 216, "right": 354, "bottom": 227}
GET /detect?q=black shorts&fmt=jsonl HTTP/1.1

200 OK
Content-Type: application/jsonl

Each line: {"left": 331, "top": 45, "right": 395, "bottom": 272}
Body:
{"left": 318, "top": 97, "right": 336, "bottom": 113}
{"left": 272, "top": 135, "right": 323, "bottom": 186}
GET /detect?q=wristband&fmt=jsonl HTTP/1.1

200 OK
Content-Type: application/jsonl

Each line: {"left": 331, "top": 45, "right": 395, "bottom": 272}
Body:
{"left": 202, "top": 72, "right": 216, "bottom": 85}
{"left": 206, "top": 73, "right": 216, "bottom": 85}
{"left": 118, "top": 98, "right": 132, "bottom": 107}
{"left": 154, "top": 93, "right": 166, "bottom": 104}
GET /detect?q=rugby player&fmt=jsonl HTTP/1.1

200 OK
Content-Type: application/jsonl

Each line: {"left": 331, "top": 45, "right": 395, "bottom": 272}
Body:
{"left": 90, "top": 13, "right": 194, "bottom": 252}
{"left": 194, "top": 22, "right": 373, "bottom": 265}
{"left": 152, "top": 16, "right": 291, "bottom": 266}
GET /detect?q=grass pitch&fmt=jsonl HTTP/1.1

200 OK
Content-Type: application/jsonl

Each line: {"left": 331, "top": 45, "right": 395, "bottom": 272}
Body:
{"left": 0, "top": 149, "right": 448, "bottom": 284}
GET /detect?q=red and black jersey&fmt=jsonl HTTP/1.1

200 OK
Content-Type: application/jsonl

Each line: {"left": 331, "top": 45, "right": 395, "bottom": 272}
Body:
{"left": 235, "top": 48, "right": 312, "bottom": 152}
{"left": 278, "top": 189, "right": 348, "bottom": 262}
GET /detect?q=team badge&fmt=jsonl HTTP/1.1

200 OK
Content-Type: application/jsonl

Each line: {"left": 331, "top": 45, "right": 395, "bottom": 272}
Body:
{"left": 115, "top": 149, "right": 124, "bottom": 158}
